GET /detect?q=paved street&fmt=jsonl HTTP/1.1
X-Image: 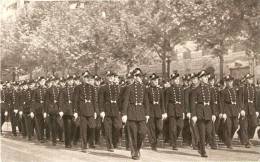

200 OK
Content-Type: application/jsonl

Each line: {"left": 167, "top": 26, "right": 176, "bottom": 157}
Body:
{"left": 1, "top": 134, "right": 260, "bottom": 162}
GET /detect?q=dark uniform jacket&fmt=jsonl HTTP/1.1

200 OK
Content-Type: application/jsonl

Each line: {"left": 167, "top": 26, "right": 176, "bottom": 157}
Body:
{"left": 165, "top": 85, "right": 185, "bottom": 118}
{"left": 45, "top": 86, "right": 60, "bottom": 114}
{"left": 210, "top": 86, "right": 221, "bottom": 116}
{"left": 74, "top": 83, "right": 96, "bottom": 117}
{"left": 93, "top": 85, "right": 100, "bottom": 115}
{"left": 184, "top": 86, "right": 191, "bottom": 114}
{"left": 1, "top": 88, "right": 11, "bottom": 112}
{"left": 256, "top": 86, "right": 260, "bottom": 113}
{"left": 191, "top": 83, "right": 216, "bottom": 120}
{"left": 20, "top": 89, "right": 33, "bottom": 114}
{"left": 32, "top": 86, "right": 47, "bottom": 114}
{"left": 240, "top": 84, "right": 257, "bottom": 115}
{"left": 59, "top": 86, "right": 75, "bottom": 116}
{"left": 99, "top": 83, "right": 121, "bottom": 117}
{"left": 122, "top": 82, "right": 149, "bottom": 121}
{"left": 220, "top": 87, "right": 240, "bottom": 117}
{"left": 147, "top": 86, "right": 165, "bottom": 118}
{"left": 10, "top": 89, "right": 21, "bottom": 111}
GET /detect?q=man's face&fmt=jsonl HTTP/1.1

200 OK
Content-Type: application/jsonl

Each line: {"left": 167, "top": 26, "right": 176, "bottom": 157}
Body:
{"left": 227, "top": 80, "right": 233, "bottom": 87}
{"left": 75, "top": 80, "right": 81, "bottom": 85}
{"left": 13, "top": 86, "right": 18, "bottom": 91}
{"left": 247, "top": 78, "right": 253, "bottom": 84}
{"left": 173, "top": 77, "right": 180, "bottom": 85}
{"left": 6, "top": 83, "right": 11, "bottom": 88}
{"left": 107, "top": 76, "right": 114, "bottom": 83}
{"left": 114, "top": 76, "right": 119, "bottom": 85}
{"left": 95, "top": 80, "right": 101, "bottom": 86}
{"left": 134, "top": 76, "right": 142, "bottom": 83}
{"left": 209, "top": 79, "right": 215, "bottom": 86}
{"left": 67, "top": 79, "right": 74, "bottom": 86}
{"left": 201, "top": 76, "right": 208, "bottom": 84}
{"left": 29, "top": 83, "right": 35, "bottom": 89}
{"left": 151, "top": 79, "right": 159, "bottom": 86}
{"left": 23, "top": 84, "right": 28, "bottom": 90}
{"left": 89, "top": 78, "right": 94, "bottom": 85}
{"left": 39, "top": 79, "right": 46, "bottom": 86}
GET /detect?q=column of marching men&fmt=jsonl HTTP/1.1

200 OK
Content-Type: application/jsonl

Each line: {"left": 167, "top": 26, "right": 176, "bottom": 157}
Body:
{"left": 1, "top": 68, "right": 260, "bottom": 160}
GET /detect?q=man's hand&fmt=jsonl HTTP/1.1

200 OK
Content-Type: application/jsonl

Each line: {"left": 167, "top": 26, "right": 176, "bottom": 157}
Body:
{"left": 212, "top": 115, "right": 216, "bottom": 122}
{"left": 30, "top": 112, "right": 34, "bottom": 118}
{"left": 94, "top": 112, "right": 97, "bottom": 119}
{"left": 240, "top": 110, "right": 245, "bottom": 116}
{"left": 14, "top": 109, "right": 18, "bottom": 114}
{"left": 186, "top": 113, "right": 191, "bottom": 119}
{"left": 59, "top": 111, "right": 64, "bottom": 117}
{"left": 219, "top": 113, "right": 223, "bottom": 119}
{"left": 122, "top": 115, "right": 127, "bottom": 123}
{"left": 256, "top": 112, "right": 259, "bottom": 118}
{"left": 43, "top": 112, "right": 47, "bottom": 118}
{"left": 74, "top": 113, "right": 78, "bottom": 119}
{"left": 162, "top": 113, "right": 167, "bottom": 120}
{"left": 192, "top": 116, "right": 197, "bottom": 124}
{"left": 223, "top": 114, "right": 227, "bottom": 121}
{"left": 145, "top": 115, "right": 150, "bottom": 123}
{"left": 4, "top": 111, "right": 8, "bottom": 116}
{"left": 19, "top": 111, "right": 23, "bottom": 116}
{"left": 100, "top": 112, "right": 105, "bottom": 119}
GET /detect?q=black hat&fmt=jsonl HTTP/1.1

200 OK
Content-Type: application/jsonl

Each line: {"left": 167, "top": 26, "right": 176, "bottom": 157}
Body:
{"left": 170, "top": 72, "right": 180, "bottom": 80}
{"left": 244, "top": 73, "right": 254, "bottom": 79}
{"left": 150, "top": 73, "right": 159, "bottom": 80}
{"left": 198, "top": 70, "right": 209, "bottom": 78}
{"left": 133, "top": 68, "right": 143, "bottom": 77}
{"left": 190, "top": 72, "right": 199, "bottom": 79}
{"left": 66, "top": 75, "right": 74, "bottom": 81}
{"left": 94, "top": 75, "right": 101, "bottom": 81}
{"left": 82, "top": 71, "right": 92, "bottom": 78}
{"left": 105, "top": 71, "right": 115, "bottom": 77}
{"left": 38, "top": 76, "right": 45, "bottom": 82}
{"left": 208, "top": 74, "right": 215, "bottom": 80}
{"left": 126, "top": 72, "right": 133, "bottom": 79}
{"left": 224, "top": 75, "right": 234, "bottom": 81}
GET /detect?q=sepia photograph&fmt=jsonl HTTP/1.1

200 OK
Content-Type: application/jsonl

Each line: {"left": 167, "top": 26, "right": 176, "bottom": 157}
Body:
{"left": 0, "top": 0, "right": 260, "bottom": 161}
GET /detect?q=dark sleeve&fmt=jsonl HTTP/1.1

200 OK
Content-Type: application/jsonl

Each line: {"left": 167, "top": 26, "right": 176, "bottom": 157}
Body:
{"left": 58, "top": 89, "right": 64, "bottom": 112}
{"left": 98, "top": 86, "right": 105, "bottom": 113}
{"left": 219, "top": 90, "right": 224, "bottom": 114}
{"left": 91, "top": 86, "right": 97, "bottom": 114}
{"left": 190, "top": 88, "right": 197, "bottom": 117}
{"left": 210, "top": 88, "right": 216, "bottom": 116}
{"left": 73, "top": 86, "right": 79, "bottom": 113}
{"left": 122, "top": 86, "right": 130, "bottom": 116}
{"left": 238, "top": 87, "right": 245, "bottom": 111}
{"left": 256, "top": 89, "right": 260, "bottom": 112}
{"left": 160, "top": 88, "right": 165, "bottom": 114}
{"left": 144, "top": 87, "right": 149, "bottom": 116}
{"left": 184, "top": 88, "right": 190, "bottom": 113}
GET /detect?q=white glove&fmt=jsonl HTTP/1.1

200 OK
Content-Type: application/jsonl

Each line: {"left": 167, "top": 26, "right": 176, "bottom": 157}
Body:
{"left": 122, "top": 115, "right": 127, "bottom": 123}
{"left": 14, "top": 109, "right": 18, "bottom": 114}
{"left": 212, "top": 115, "right": 216, "bottom": 122}
{"left": 162, "top": 113, "right": 167, "bottom": 120}
{"left": 186, "top": 113, "right": 191, "bottom": 119}
{"left": 4, "top": 111, "right": 8, "bottom": 116}
{"left": 145, "top": 115, "right": 150, "bottom": 123}
{"left": 30, "top": 112, "right": 34, "bottom": 118}
{"left": 240, "top": 110, "right": 245, "bottom": 116}
{"left": 219, "top": 113, "right": 223, "bottom": 118}
{"left": 94, "top": 112, "right": 97, "bottom": 119}
{"left": 192, "top": 116, "right": 197, "bottom": 124}
{"left": 74, "top": 113, "right": 78, "bottom": 119}
{"left": 59, "top": 111, "right": 64, "bottom": 117}
{"left": 19, "top": 111, "right": 23, "bottom": 116}
{"left": 223, "top": 114, "right": 227, "bottom": 121}
{"left": 43, "top": 112, "right": 47, "bottom": 118}
{"left": 100, "top": 112, "right": 105, "bottom": 119}
{"left": 182, "top": 113, "right": 185, "bottom": 119}
{"left": 238, "top": 113, "right": 240, "bottom": 119}
{"left": 256, "top": 112, "right": 259, "bottom": 118}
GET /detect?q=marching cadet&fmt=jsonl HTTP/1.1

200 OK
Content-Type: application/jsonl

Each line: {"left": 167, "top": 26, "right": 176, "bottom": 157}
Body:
{"left": 92, "top": 75, "right": 102, "bottom": 146}
{"left": 122, "top": 68, "right": 149, "bottom": 160}
{"left": 165, "top": 72, "right": 185, "bottom": 150}
{"left": 74, "top": 71, "right": 97, "bottom": 151}
{"left": 238, "top": 73, "right": 259, "bottom": 148}
{"left": 190, "top": 70, "right": 216, "bottom": 157}
{"left": 59, "top": 76, "right": 75, "bottom": 148}
{"left": 10, "top": 82, "right": 20, "bottom": 136}
{"left": 1, "top": 81, "right": 11, "bottom": 133}
{"left": 30, "top": 77, "right": 47, "bottom": 143}
{"left": 147, "top": 73, "right": 166, "bottom": 151}
{"left": 45, "top": 77, "right": 60, "bottom": 146}
{"left": 99, "top": 71, "right": 122, "bottom": 152}
{"left": 208, "top": 74, "right": 218, "bottom": 149}
{"left": 220, "top": 75, "right": 240, "bottom": 149}
{"left": 182, "top": 75, "right": 192, "bottom": 146}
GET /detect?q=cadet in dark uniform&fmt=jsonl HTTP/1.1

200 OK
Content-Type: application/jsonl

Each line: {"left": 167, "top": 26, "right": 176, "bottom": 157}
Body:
{"left": 10, "top": 82, "right": 20, "bottom": 136}
{"left": 165, "top": 72, "right": 185, "bottom": 150}
{"left": 45, "top": 77, "right": 60, "bottom": 146}
{"left": 147, "top": 73, "right": 166, "bottom": 151}
{"left": 122, "top": 68, "right": 149, "bottom": 160}
{"left": 59, "top": 76, "right": 75, "bottom": 148}
{"left": 99, "top": 71, "right": 122, "bottom": 152}
{"left": 74, "top": 71, "right": 97, "bottom": 151}
{"left": 238, "top": 73, "right": 259, "bottom": 148}
{"left": 220, "top": 75, "right": 240, "bottom": 149}
{"left": 190, "top": 70, "right": 216, "bottom": 157}
{"left": 1, "top": 82, "right": 10, "bottom": 133}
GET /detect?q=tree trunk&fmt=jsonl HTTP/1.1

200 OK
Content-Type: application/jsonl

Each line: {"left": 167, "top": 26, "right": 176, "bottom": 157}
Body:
{"left": 219, "top": 55, "right": 224, "bottom": 80}
{"left": 162, "top": 52, "right": 167, "bottom": 80}
{"left": 94, "top": 61, "right": 98, "bottom": 75}
{"left": 166, "top": 58, "right": 171, "bottom": 79}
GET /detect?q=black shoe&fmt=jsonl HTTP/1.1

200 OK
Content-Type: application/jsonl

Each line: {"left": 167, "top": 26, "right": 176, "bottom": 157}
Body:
{"left": 211, "top": 145, "right": 217, "bottom": 150}
{"left": 89, "top": 145, "right": 96, "bottom": 149}
{"left": 201, "top": 153, "right": 208, "bottom": 157}
{"left": 107, "top": 148, "right": 114, "bottom": 152}
{"left": 172, "top": 146, "right": 178, "bottom": 150}
{"left": 227, "top": 146, "right": 233, "bottom": 149}
{"left": 132, "top": 156, "right": 139, "bottom": 160}
{"left": 151, "top": 146, "right": 157, "bottom": 151}
{"left": 73, "top": 141, "right": 78, "bottom": 145}
{"left": 40, "top": 140, "right": 45, "bottom": 143}
{"left": 245, "top": 144, "right": 251, "bottom": 148}
{"left": 193, "top": 146, "right": 198, "bottom": 150}
{"left": 28, "top": 137, "right": 32, "bottom": 141}
{"left": 65, "top": 145, "right": 72, "bottom": 149}
{"left": 52, "top": 143, "right": 57, "bottom": 146}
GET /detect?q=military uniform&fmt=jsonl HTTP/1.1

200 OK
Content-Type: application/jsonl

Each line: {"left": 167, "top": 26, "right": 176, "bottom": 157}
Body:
{"left": 74, "top": 82, "right": 97, "bottom": 149}
{"left": 165, "top": 80, "right": 185, "bottom": 149}
{"left": 122, "top": 68, "right": 149, "bottom": 160}
{"left": 99, "top": 82, "right": 122, "bottom": 150}
{"left": 1, "top": 85, "right": 11, "bottom": 132}
{"left": 10, "top": 87, "right": 20, "bottom": 136}
{"left": 45, "top": 84, "right": 60, "bottom": 145}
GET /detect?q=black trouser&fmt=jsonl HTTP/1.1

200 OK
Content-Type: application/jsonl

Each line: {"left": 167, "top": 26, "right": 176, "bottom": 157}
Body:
{"left": 182, "top": 118, "right": 191, "bottom": 145}
{"left": 169, "top": 117, "right": 184, "bottom": 147}
{"left": 24, "top": 113, "right": 33, "bottom": 140}
{"left": 43, "top": 116, "right": 50, "bottom": 140}
{"left": 224, "top": 116, "right": 238, "bottom": 147}
{"left": 57, "top": 116, "right": 64, "bottom": 141}
{"left": 63, "top": 115, "right": 72, "bottom": 147}
{"left": 19, "top": 114, "right": 26, "bottom": 137}
{"left": 208, "top": 119, "right": 219, "bottom": 148}
{"left": 49, "top": 114, "right": 59, "bottom": 144}
{"left": 91, "top": 116, "right": 101, "bottom": 145}
{"left": 72, "top": 120, "right": 80, "bottom": 144}
{"left": 80, "top": 116, "right": 95, "bottom": 148}
{"left": 10, "top": 111, "right": 18, "bottom": 136}
{"left": 163, "top": 118, "right": 169, "bottom": 143}
{"left": 147, "top": 117, "right": 163, "bottom": 147}
{"left": 1, "top": 108, "right": 8, "bottom": 133}
{"left": 197, "top": 119, "right": 212, "bottom": 155}
{"left": 104, "top": 116, "right": 122, "bottom": 149}
{"left": 238, "top": 114, "right": 257, "bottom": 145}
{"left": 124, "top": 123, "right": 129, "bottom": 149}
{"left": 190, "top": 119, "right": 199, "bottom": 148}
{"left": 35, "top": 114, "right": 44, "bottom": 141}
{"left": 127, "top": 120, "right": 147, "bottom": 157}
